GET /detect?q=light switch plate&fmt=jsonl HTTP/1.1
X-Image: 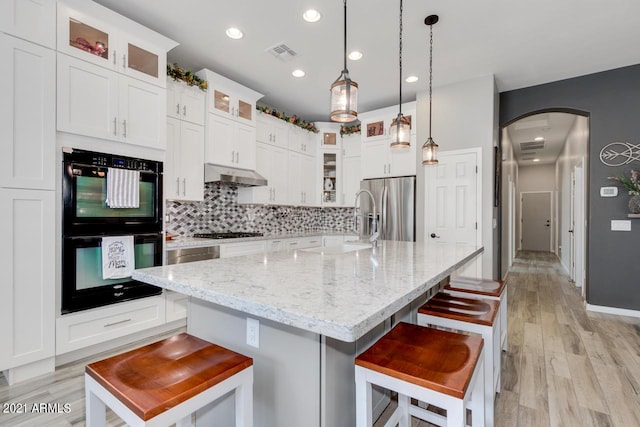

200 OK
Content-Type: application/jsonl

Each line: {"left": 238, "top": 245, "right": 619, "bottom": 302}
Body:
{"left": 611, "top": 220, "right": 631, "bottom": 231}
{"left": 246, "top": 318, "right": 260, "bottom": 348}
{"left": 600, "top": 186, "right": 618, "bottom": 197}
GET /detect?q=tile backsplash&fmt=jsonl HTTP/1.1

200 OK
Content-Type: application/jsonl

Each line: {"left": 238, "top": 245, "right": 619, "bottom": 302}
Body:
{"left": 166, "top": 184, "right": 356, "bottom": 236}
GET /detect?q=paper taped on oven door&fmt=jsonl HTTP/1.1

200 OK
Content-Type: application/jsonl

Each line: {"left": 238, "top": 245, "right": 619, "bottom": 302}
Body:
{"left": 102, "top": 235, "right": 135, "bottom": 279}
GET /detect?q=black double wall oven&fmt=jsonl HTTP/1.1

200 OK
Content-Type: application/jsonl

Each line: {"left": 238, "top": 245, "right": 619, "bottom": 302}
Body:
{"left": 62, "top": 148, "right": 163, "bottom": 314}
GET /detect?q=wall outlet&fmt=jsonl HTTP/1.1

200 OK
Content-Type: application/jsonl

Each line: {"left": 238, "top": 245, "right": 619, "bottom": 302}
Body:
{"left": 246, "top": 318, "right": 260, "bottom": 348}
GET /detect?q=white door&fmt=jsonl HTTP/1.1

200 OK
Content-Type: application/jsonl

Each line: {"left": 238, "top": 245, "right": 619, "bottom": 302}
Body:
{"left": 119, "top": 76, "right": 165, "bottom": 149}
{"left": 521, "top": 192, "right": 552, "bottom": 251}
{"left": 425, "top": 149, "right": 480, "bottom": 276}
{"left": 235, "top": 122, "right": 256, "bottom": 170}
{"left": 179, "top": 121, "right": 205, "bottom": 201}
{"left": 301, "top": 154, "right": 316, "bottom": 205}
{"left": 569, "top": 171, "right": 576, "bottom": 280}
{"left": 206, "top": 113, "right": 233, "bottom": 166}
{"left": 508, "top": 179, "right": 516, "bottom": 267}
{"left": 361, "top": 140, "right": 389, "bottom": 179}
{"left": 288, "top": 151, "right": 303, "bottom": 205}
{"left": 574, "top": 161, "right": 586, "bottom": 295}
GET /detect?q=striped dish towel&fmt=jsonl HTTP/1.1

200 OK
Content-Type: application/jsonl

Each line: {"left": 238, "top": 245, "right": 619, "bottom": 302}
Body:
{"left": 105, "top": 168, "right": 140, "bottom": 208}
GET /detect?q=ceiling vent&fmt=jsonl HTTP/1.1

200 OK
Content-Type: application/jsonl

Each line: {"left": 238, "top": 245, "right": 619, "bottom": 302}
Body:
{"left": 266, "top": 42, "right": 298, "bottom": 62}
{"left": 520, "top": 141, "right": 544, "bottom": 151}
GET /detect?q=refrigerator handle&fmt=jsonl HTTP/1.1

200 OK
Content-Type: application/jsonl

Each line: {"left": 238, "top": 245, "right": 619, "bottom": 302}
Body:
{"left": 381, "top": 185, "right": 388, "bottom": 239}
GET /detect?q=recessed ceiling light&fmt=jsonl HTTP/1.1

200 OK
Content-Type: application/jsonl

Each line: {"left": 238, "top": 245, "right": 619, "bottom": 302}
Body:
{"left": 303, "top": 9, "right": 321, "bottom": 23}
{"left": 348, "top": 50, "right": 363, "bottom": 60}
{"left": 534, "top": 136, "right": 544, "bottom": 141}
{"left": 225, "top": 27, "right": 243, "bottom": 39}
{"left": 405, "top": 76, "right": 419, "bottom": 83}
{"left": 533, "top": 158, "right": 540, "bottom": 162}
{"left": 292, "top": 69, "right": 305, "bottom": 78}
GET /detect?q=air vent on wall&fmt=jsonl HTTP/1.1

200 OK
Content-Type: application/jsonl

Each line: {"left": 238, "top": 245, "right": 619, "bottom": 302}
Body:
{"left": 266, "top": 42, "right": 298, "bottom": 62}
{"left": 520, "top": 141, "right": 544, "bottom": 151}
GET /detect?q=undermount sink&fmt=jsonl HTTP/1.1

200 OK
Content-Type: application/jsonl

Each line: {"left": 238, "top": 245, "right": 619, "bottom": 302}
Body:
{"left": 301, "top": 242, "right": 371, "bottom": 254}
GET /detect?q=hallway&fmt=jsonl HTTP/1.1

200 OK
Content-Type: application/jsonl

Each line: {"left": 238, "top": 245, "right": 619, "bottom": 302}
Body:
{"left": 494, "top": 251, "right": 640, "bottom": 427}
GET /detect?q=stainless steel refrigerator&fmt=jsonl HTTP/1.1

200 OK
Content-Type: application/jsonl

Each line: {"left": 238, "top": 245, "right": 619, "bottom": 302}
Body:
{"left": 357, "top": 176, "right": 416, "bottom": 242}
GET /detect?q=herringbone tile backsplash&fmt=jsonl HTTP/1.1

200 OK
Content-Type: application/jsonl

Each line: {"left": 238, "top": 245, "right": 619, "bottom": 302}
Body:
{"left": 166, "top": 183, "right": 355, "bottom": 236}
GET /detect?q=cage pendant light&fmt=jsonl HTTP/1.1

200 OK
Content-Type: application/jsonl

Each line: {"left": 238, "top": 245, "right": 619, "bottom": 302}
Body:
{"left": 422, "top": 15, "right": 439, "bottom": 165}
{"left": 390, "top": 0, "right": 411, "bottom": 149}
{"left": 330, "top": 0, "right": 358, "bottom": 122}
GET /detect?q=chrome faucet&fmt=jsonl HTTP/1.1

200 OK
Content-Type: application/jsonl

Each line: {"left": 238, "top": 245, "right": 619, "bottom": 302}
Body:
{"left": 353, "top": 189, "right": 378, "bottom": 247}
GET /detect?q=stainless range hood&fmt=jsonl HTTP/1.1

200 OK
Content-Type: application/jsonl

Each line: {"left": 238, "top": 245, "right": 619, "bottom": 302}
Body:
{"left": 204, "top": 164, "right": 267, "bottom": 187}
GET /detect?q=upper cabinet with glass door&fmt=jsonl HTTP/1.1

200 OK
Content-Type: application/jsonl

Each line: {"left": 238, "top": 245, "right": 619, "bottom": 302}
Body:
{"left": 197, "top": 69, "right": 263, "bottom": 127}
{"left": 57, "top": 0, "right": 178, "bottom": 87}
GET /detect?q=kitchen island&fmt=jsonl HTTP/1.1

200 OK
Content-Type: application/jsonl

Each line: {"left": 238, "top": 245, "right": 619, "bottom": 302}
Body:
{"left": 133, "top": 240, "right": 482, "bottom": 426}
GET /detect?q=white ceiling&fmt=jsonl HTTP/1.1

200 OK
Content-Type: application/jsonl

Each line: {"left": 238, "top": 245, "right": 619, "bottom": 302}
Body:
{"left": 95, "top": 0, "right": 640, "bottom": 123}
{"left": 506, "top": 112, "right": 578, "bottom": 166}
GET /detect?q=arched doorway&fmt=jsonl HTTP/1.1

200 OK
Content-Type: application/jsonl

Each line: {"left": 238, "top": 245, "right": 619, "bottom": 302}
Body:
{"left": 499, "top": 109, "right": 589, "bottom": 297}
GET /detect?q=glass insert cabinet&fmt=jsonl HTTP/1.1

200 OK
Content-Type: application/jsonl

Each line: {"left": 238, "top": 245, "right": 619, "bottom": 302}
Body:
{"left": 322, "top": 152, "right": 338, "bottom": 204}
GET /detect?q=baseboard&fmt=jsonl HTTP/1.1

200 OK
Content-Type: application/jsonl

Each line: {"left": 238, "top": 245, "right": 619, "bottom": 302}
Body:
{"left": 585, "top": 303, "right": 640, "bottom": 319}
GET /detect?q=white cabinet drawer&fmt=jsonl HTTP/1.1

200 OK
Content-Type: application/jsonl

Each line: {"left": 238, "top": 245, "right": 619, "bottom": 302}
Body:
{"left": 166, "top": 291, "right": 188, "bottom": 322}
{"left": 56, "top": 296, "right": 165, "bottom": 355}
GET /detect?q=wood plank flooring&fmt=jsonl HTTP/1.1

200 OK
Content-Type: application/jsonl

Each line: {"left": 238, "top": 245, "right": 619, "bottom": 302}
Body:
{"left": 1, "top": 251, "right": 639, "bottom": 426}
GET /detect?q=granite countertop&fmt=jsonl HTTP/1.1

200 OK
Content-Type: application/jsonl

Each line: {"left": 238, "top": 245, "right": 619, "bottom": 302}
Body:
{"left": 134, "top": 240, "right": 483, "bottom": 342}
{"left": 165, "top": 230, "right": 358, "bottom": 249}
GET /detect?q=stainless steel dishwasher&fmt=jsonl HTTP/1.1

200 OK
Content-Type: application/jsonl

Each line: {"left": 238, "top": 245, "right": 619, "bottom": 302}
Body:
{"left": 166, "top": 246, "right": 220, "bottom": 264}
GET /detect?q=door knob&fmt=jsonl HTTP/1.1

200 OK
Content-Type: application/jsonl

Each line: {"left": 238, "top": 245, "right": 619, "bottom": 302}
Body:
{"left": 430, "top": 233, "right": 440, "bottom": 239}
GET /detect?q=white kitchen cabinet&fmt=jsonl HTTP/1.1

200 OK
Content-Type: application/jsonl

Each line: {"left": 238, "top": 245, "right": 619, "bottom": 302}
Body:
{"left": 219, "top": 240, "right": 267, "bottom": 258}
{"left": 322, "top": 235, "right": 344, "bottom": 247}
{"left": 361, "top": 136, "right": 417, "bottom": 179}
{"left": 0, "top": 34, "right": 55, "bottom": 190}
{"left": 206, "top": 113, "right": 256, "bottom": 169}
{"left": 56, "top": 295, "right": 166, "bottom": 355}
{"left": 165, "top": 290, "right": 188, "bottom": 322}
{"left": 197, "top": 69, "right": 262, "bottom": 127}
{"left": 342, "top": 155, "right": 361, "bottom": 206}
{"left": 0, "top": 189, "right": 55, "bottom": 380}
{"left": 166, "top": 117, "right": 204, "bottom": 201}
{"left": 342, "top": 133, "right": 361, "bottom": 157}
{"left": 287, "top": 236, "right": 322, "bottom": 249}
{"left": 257, "top": 112, "right": 289, "bottom": 148}
{"left": 288, "top": 125, "right": 316, "bottom": 155}
{"left": 0, "top": 0, "right": 55, "bottom": 48}
{"left": 320, "top": 150, "right": 342, "bottom": 205}
{"left": 167, "top": 78, "right": 205, "bottom": 125}
{"left": 238, "top": 142, "right": 289, "bottom": 204}
{"left": 57, "top": 0, "right": 176, "bottom": 87}
{"left": 288, "top": 151, "right": 316, "bottom": 206}
{"left": 360, "top": 103, "right": 417, "bottom": 179}
{"left": 57, "top": 54, "right": 166, "bottom": 149}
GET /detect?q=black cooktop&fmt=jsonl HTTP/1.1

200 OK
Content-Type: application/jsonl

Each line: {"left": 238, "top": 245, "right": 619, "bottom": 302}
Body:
{"left": 193, "top": 231, "right": 264, "bottom": 239}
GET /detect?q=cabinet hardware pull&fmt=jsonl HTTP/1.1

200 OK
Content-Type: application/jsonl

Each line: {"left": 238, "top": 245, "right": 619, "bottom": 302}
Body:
{"left": 176, "top": 178, "right": 180, "bottom": 195}
{"left": 383, "top": 164, "right": 387, "bottom": 174}
{"left": 182, "top": 178, "right": 186, "bottom": 196}
{"left": 231, "top": 151, "right": 235, "bottom": 163}
{"left": 235, "top": 152, "right": 239, "bottom": 163}
{"left": 269, "top": 188, "right": 273, "bottom": 201}
{"left": 122, "top": 119, "right": 127, "bottom": 137}
{"left": 104, "top": 318, "right": 132, "bottom": 328}
{"left": 183, "top": 105, "right": 187, "bottom": 116}
{"left": 113, "top": 50, "right": 116, "bottom": 65}
{"left": 113, "top": 117, "right": 117, "bottom": 136}
{"left": 122, "top": 54, "right": 126, "bottom": 69}
{"left": 176, "top": 104, "right": 180, "bottom": 115}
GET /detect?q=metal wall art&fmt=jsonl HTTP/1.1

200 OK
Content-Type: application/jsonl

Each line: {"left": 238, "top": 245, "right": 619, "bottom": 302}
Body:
{"left": 599, "top": 142, "right": 640, "bottom": 166}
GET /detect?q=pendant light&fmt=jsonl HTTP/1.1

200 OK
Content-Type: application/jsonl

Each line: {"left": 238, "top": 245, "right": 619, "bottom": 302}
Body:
{"left": 390, "top": 0, "right": 411, "bottom": 149}
{"left": 422, "top": 15, "right": 439, "bottom": 165}
{"left": 330, "top": 0, "right": 358, "bottom": 122}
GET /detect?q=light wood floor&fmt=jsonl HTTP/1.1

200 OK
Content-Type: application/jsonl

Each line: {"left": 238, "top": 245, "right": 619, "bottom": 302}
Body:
{"left": 2, "top": 251, "right": 640, "bottom": 426}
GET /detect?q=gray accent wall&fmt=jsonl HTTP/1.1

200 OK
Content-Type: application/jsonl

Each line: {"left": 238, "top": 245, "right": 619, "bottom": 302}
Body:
{"left": 500, "top": 64, "right": 640, "bottom": 311}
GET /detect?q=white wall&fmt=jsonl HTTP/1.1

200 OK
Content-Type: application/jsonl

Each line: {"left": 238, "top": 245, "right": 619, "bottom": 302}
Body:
{"left": 416, "top": 75, "right": 498, "bottom": 278}
{"left": 555, "top": 115, "right": 589, "bottom": 273}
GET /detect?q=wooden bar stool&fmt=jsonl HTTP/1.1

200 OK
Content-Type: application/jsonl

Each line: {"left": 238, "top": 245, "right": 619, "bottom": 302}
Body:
{"left": 444, "top": 276, "right": 508, "bottom": 351}
{"left": 85, "top": 333, "right": 253, "bottom": 427}
{"left": 418, "top": 292, "right": 500, "bottom": 427}
{"left": 355, "top": 322, "right": 485, "bottom": 427}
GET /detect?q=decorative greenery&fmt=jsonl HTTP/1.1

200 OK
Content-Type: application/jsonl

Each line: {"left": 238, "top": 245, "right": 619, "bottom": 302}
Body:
{"left": 256, "top": 105, "right": 319, "bottom": 133}
{"left": 340, "top": 124, "right": 361, "bottom": 136}
{"left": 609, "top": 169, "right": 640, "bottom": 196}
{"left": 166, "top": 63, "right": 208, "bottom": 91}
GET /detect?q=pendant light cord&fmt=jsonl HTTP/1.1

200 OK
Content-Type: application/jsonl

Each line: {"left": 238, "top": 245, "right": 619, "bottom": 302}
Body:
{"left": 398, "top": 0, "right": 403, "bottom": 116}
{"left": 343, "top": 0, "right": 348, "bottom": 73}
{"left": 428, "top": 22, "right": 433, "bottom": 139}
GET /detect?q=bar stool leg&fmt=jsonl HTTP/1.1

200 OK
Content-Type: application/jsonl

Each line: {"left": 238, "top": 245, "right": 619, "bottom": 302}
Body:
{"left": 470, "top": 358, "right": 485, "bottom": 427}
{"left": 446, "top": 400, "right": 465, "bottom": 427}
{"left": 398, "top": 393, "right": 410, "bottom": 427}
{"left": 235, "top": 367, "right": 254, "bottom": 427}
{"left": 85, "top": 387, "right": 106, "bottom": 427}
{"left": 355, "top": 367, "right": 374, "bottom": 427}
